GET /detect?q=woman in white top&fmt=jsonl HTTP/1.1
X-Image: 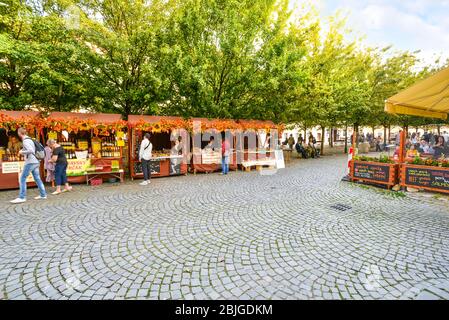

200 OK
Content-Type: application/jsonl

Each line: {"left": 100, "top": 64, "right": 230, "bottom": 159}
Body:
{"left": 170, "top": 138, "right": 182, "bottom": 174}
{"left": 139, "top": 133, "right": 152, "bottom": 185}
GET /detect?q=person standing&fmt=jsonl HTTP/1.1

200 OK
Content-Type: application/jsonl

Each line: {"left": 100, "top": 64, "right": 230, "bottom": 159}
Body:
{"left": 375, "top": 136, "right": 383, "bottom": 152}
{"left": 10, "top": 128, "right": 47, "bottom": 204}
{"left": 44, "top": 140, "right": 55, "bottom": 187}
{"left": 170, "top": 138, "right": 182, "bottom": 174}
{"left": 221, "top": 136, "right": 230, "bottom": 175}
{"left": 48, "top": 139, "right": 72, "bottom": 195}
{"left": 287, "top": 134, "right": 295, "bottom": 150}
{"left": 204, "top": 136, "right": 215, "bottom": 151}
{"left": 139, "top": 133, "right": 152, "bottom": 186}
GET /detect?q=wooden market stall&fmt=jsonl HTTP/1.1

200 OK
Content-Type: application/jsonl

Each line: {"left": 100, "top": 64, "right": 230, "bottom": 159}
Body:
{"left": 0, "top": 110, "right": 43, "bottom": 190}
{"left": 235, "top": 119, "right": 280, "bottom": 171}
{"left": 127, "top": 115, "right": 189, "bottom": 179}
{"left": 44, "top": 112, "right": 127, "bottom": 185}
{"left": 384, "top": 66, "right": 449, "bottom": 194}
{"left": 190, "top": 118, "right": 241, "bottom": 174}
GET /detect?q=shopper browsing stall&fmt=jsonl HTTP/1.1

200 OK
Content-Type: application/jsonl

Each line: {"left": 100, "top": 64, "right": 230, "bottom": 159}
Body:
{"left": 48, "top": 139, "right": 72, "bottom": 195}
{"left": 221, "top": 136, "right": 230, "bottom": 175}
{"left": 139, "top": 133, "right": 153, "bottom": 186}
{"left": 170, "top": 138, "right": 182, "bottom": 174}
{"left": 10, "top": 128, "right": 47, "bottom": 204}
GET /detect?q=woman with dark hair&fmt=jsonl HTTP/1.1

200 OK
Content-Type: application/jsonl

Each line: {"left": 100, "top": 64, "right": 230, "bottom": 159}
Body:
{"left": 433, "top": 136, "right": 446, "bottom": 159}
{"left": 48, "top": 139, "right": 72, "bottom": 195}
{"left": 139, "top": 133, "right": 152, "bottom": 185}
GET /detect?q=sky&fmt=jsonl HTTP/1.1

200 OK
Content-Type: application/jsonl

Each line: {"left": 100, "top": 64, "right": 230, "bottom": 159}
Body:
{"left": 291, "top": 0, "right": 449, "bottom": 66}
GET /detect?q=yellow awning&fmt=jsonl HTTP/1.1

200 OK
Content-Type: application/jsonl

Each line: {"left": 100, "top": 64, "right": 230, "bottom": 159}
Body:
{"left": 384, "top": 66, "right": 449, "bottom": 120}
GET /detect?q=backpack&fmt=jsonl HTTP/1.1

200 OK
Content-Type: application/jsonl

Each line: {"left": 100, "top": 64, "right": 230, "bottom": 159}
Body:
{"left": 25, "top": 137, "right": 45, "bottom": 161}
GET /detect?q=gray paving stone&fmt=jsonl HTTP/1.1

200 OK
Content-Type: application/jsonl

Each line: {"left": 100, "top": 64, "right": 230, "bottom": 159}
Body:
{"left": 0, "top": 155, "right": 448, "bottom": 301}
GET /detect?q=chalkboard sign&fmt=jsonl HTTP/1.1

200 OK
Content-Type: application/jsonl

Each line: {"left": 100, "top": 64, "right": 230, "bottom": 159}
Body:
{"left": 134, "top": 160, "right": 160, "bottom": 175}
{"left": 353, "top": 162, "right": 390, "bottom": 182}
{"left": 405, "top": 167, "right": 449, "bottom": 191}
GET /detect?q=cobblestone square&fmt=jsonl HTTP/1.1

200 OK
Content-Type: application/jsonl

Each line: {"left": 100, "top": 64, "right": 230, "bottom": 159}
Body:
{"left": 1, "top": 155, "right": 449, "bottom": 300}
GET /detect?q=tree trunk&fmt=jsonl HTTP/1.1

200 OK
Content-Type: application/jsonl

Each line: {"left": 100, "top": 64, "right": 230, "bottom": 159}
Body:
{"left": 388, "top": 125, "right": 391, "bottom": 143}
{"left": 354, "top": 124, "right": 359, "bottom": 148}
{"left": 438, "top": 125, "right": 441, "bottom": 135}
{"left": 321, "top": 126, "right": 325, "bottom": 156}
{"left": 383, "top": 125, "right": 387, "bottom": 148}
{"left": 329, "top": 128, "right": 333, "bottom": 148}
{"left": 344, "top": 125, "right": 348, "bottom": 154}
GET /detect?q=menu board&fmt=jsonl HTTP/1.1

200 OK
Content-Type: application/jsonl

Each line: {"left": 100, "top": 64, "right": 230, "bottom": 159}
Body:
{"left": 2, "top": 162, "right": 21, "bottom": 174}
{"left": 353, "top": 162, "right": 390, "bottom": 182}
{"left": 405, "top": 167, "right": 449, "bottom": 191}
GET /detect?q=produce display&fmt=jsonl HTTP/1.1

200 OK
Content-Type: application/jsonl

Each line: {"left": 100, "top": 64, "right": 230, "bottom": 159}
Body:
{"left": 1, "top": 148, "right": 24, "bottom": 161}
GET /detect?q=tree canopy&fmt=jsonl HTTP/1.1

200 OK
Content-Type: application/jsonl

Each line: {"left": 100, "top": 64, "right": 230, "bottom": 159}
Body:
{"left": 1, "top": 0, "right": 448, "bottom": 126}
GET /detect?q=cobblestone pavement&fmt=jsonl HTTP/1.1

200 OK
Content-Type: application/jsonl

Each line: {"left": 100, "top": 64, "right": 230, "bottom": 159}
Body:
{"left": 1, "top": 155, "right": 449, "bottom": 300}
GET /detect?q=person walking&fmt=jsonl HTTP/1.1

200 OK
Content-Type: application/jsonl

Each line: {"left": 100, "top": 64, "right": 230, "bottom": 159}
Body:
{"left": 221, "top": 136, "right": 230, "bottom": 175}
{"left": 139, "top": 133, "right": 152, "bottom": 185}
{"left": 375, "top": 136, "right": 383, "bottom": 152}
{"left": 48, "top": 139, "right": 72, "bottom": 195}
{"left": 10, "top": 128, "right": 47, "bottom": 204}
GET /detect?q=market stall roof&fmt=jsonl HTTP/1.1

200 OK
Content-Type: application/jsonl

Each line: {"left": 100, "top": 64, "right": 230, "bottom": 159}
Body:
{"left": 47, "top": 112, "right": 123, "bottom": 123}
{"left": 237, "top": 119, "right": 277, "bottom": 130}
{"left": 385, "top": 66, "right": 449, "bottom": 120}
{"left": 0, "top": 110, "right": 41, "bottom": 119}
{"left": 190, "top": 117, "right": 243, "bottom": 132}
{"left": 127, "top": 115, "right": 185, "bottom": 124}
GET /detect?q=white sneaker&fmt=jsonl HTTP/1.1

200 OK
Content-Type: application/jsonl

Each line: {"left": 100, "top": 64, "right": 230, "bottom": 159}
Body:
{"left": 147, "top": 180, "right": 151, "bottom": 185}
{"left": 139, "top": 181, "right": 148, "bottom": 186}
{"left": 34, "top": 196, "right": 47, "bottom": 200}
{"left": 10, "top": 198, "right": 26, "bottom": 204}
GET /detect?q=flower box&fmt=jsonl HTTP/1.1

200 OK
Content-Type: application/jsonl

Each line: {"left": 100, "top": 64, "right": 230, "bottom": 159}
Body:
{"left": 350, "top": 160, "right": 399, "bottom": 188}
{"left": 400, "top": 164, "right": 449, "bottom": 194}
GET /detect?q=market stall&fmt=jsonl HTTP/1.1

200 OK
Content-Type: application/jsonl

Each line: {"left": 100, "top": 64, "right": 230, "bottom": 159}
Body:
{"left": 44, "top": 112, "right": 127, "bottom": 185}
{"left": 236, "top": 119, "right": 281, "bottom": 171}
{"left": 385, "top": 66, "right": 449, "bottom": 194}
{"left": 190, "top": 118, "right": 241, "bottom": 174}
{"left": 127, "top": 115, "right": 189, "bottom": 179}
{"left": 0, "top": 110, "right": 43, "bottom": 190}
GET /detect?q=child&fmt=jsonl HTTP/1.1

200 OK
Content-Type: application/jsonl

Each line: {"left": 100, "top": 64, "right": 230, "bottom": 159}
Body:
{"left": 406, "top": 145, "right": 419, "bottom": 158}
{"left": 44, "top": 141, "right": 55, "bottom": 187}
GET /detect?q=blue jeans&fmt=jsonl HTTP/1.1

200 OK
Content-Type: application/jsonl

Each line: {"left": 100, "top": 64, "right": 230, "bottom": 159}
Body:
{"left": 55, "top": 163, "right": 68, "bottom": 186}
{"left": 222, "top": 156, "right": 229, "bottom": 174}
{"left": 19, "top": 163, "right": 47, "bottom": 199}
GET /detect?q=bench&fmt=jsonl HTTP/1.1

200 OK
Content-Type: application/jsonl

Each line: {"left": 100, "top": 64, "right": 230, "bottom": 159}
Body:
{"left": 241, "top": 160, "right": 277, "bottom": 172}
